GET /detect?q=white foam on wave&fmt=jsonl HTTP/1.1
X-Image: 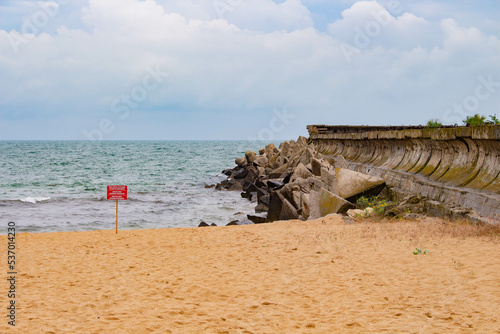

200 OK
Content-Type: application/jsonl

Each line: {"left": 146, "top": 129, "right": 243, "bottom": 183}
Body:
{"left": 20, "top": 197, "right": 51, "bottom": 204}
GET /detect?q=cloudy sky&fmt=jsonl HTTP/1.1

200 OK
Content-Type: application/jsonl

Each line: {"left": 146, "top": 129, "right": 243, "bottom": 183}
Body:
{"left": 0, "top": 0, "right": 499, "bottom": 140}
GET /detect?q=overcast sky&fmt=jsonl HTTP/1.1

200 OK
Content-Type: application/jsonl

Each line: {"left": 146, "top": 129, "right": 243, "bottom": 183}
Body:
{"left": 0, "top": 0, "right": 499, "bottom": 140}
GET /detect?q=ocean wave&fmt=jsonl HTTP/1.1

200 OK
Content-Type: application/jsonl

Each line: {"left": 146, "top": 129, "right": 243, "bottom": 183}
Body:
{"left": 20, "top": 196, "right": 51, "bottom": 204}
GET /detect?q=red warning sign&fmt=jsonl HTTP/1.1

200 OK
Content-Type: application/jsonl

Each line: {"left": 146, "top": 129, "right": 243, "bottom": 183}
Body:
{"left": 107, "top": 185, "right": 127, "bottom": 200}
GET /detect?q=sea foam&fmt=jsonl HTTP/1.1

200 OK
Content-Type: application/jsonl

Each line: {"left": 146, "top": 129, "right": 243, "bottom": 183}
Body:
{"left": 20, "top": 197, "right": 51, "bottom": 204}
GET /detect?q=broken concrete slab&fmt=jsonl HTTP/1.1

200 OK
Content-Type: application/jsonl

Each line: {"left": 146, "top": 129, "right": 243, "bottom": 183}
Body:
{"left": 335, "top": 168, "right": 386, "bottom": 199}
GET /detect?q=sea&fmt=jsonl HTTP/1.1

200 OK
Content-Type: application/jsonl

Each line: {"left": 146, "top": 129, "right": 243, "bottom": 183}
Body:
{"left": 0, "top": 140, "right": 269, "bottom": 234}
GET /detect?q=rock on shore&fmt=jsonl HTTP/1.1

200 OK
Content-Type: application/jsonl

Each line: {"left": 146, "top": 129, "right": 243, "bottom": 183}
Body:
{"left": 216, "top": 137, "right": 387, "bottom": 223}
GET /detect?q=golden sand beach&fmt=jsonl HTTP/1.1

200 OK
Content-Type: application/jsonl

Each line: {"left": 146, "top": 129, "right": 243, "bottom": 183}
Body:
{"left": 1, "top": 216, "right": 500, "bottom": 333}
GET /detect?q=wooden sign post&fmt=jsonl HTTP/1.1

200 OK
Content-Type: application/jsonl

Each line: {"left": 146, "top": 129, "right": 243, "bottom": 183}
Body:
{"left": 107, "top": 185, "right": 127, "bottom": 234}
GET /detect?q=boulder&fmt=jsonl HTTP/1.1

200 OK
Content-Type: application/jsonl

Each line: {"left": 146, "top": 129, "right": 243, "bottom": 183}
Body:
{"left": 256, "top": 187, "right": 269, "bottom": 202}
{"left": 259, "top": 194, "right": 271, "bottom": 205}
{"left": 267, "top": 179, "right": 284, "bottom": 190}
{"left": 309, "top": 188, "right": 354, "bottom": 219}
{"left": 296, "top": 136, "right": 308, "bottom": 147}
{"left": 259, "top": 148, "right": 265, "bottom": 155}
{"left": 247, "top": 214, "right": 267, "bottom": 224}
{"left": 245, "top": 151, "right": 257, "bottom": 164}
{"left": 254, "top": 156, "right": 268, "bottom": 168}
{"left": 347, "top": 209, "right": 366, "bottom": 219}
{"left": 198, "top": 221, "right": 209, "bottom": 227}
{"left": 290, "top": 185, "right": 302, "bottom": 209}
{"left": 243, "top": 182, "right": 257, "bottom": 193}
{"left": 235, "top": 157, "right": 246, "bottom": 167}
{"left": 335, "top": 168, "right": 386, "bottom": 199}
{"left": 220, "top": 178, "right": 235, "bottom": 189}
{"left": 244, "top": 166, "right": 259, "bottom": 184}
{"left": 222, "top": 168, "right": 233, "bottom": 176}
{"left": 269, "top": 153, "right": 280, "bottom": 169}
{"left": 241, "top": 191, "right": 257, "bottom": 201}
{"left": 255, "top": 203, "right": 269, "bottom": 213}
{"left": 299, "top": 148, "right": 315, "bottom": 166}
{"left": 287, "top": 177, "right": 329, "bottom": 193}
{"left": 301, "top": 193, "right": 310, "bottom": 219}
{"left": 267, "top": 191, "right": 285, "bottom": 222}
{"left": 280, "top": 197, "right": 299, "bottom": 221}
{"left": 311, "top": 158, "right": 323, "bottom": 176}
{"left": 269, "top": 163, "right": 289, "bottom": 178}
{"left": 227, "top": 183, "right": 244, "bottom": 191}
{"left": 320, "top": 167, "right": 337, "bottom": 194}
{"left": 226, "top": 219, "right": 254, "bottom": 226}
{"left": 233, "top": 168, "right": 249, "bottom": 179}
{"left": 267, "top": 191, "right": 299, "bottom": 222}
{"left": 265, "top": 143, "right": 278, "bottom": 157}
{"left": 332, "top": 155, "right": 348, "bottom": 169}
{"left": 281, "top": 141, "right": 292, "bottom": 158}
{"left": 290, "top": 162, "right": 313, "bottom": 183}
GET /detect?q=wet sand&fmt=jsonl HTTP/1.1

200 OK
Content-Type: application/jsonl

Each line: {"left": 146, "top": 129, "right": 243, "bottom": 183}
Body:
{"left": 1, "top": 216, "right": 499, "bottom": 333}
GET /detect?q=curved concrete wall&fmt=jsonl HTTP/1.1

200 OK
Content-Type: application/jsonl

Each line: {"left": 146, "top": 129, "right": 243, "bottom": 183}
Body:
{"left": 307, "top": 125, "right": 500, "bottom": 220}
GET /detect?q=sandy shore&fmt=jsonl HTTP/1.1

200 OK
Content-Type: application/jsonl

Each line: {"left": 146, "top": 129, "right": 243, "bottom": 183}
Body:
{"left": 1, "top": 216, "right": 500, "bottom": 333}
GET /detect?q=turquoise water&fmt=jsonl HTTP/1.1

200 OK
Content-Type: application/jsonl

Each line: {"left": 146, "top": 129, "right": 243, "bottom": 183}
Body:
{"left": 0, "top": 141, "right": 266, "bottom": 233}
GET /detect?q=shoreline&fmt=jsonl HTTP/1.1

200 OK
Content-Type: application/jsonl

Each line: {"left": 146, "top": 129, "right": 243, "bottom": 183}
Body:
{"left": 1, "top": 216, "right": 499, "bottom": 333}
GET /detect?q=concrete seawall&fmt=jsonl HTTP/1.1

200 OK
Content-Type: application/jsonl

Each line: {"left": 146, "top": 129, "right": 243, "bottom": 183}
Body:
{"left": 307, "top": 125, "right": 500, "bottom": 220}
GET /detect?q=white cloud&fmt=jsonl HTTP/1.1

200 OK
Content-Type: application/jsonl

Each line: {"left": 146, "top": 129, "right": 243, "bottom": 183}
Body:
{"left": 222, "top": 0, "right": 314, "bottom": 32}
{"left": 327, "top": 1, "right": 436, "bottom": 50}
{"left": 0, "top": 0, "right": 499, "bottom": 139}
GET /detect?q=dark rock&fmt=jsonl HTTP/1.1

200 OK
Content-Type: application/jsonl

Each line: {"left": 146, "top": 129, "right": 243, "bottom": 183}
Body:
{"left": 282, "top": 172, "right": 292, "bottom": 184}
{"left": 247, "top": 214, "right": 267, "bottom": 224}
{"left": 259, "top": 194, "right": 271, "bottom": 205}
{"left": 241, "top": 191, "right": 258, "bottom": 201}
{"left": 227, "top": 180, "right": 244, "bottom": 191}
{"left": 241, "top": 192, "right": 252, "bottom": 200}
{"left": 226, "top": 219, "right": 255, "bottom": 226}
{"left": 269, "top": 163, "right": 289, "bottom": 178}
{"left": 280, "top": 197, "right": 299, "bottom": 220}
{"left": 222, "top": 168, "right": 234, "bottom": 176}
{"left": 256, "top": 187, "right": 269, "bottom": 201}
{"left": 210, "top": 223, "right": 217, "bottom": 226}
{"left": 243, "top": 182, "right": 258, "bottom": 193}
{"left": 198, "top": 222, "right": 209, "bottom": 227}
{"left": 255, "top": 203, "right": 269, "bottom": 213}
{"left": 255, "top": 178, "right": 267, "bottom": 189}
{"left": 220, "top": 178, "right": 235, "bottom": 189}
{"left": 267, "top": 180, "right": 284, "bottom": 190}
{"left": 204, "top": 184, "right": 215, "bottom": 189}
{"left": 244, "top": 166, "right": 259, "bottom": 184}
{"left": 267, "top": 191, "right": 285, "bottom": 222}
{"left": 233, "top": 168, "right": 249, "bottom": 179}
{"left": 345, "top": 183, "right": 387, "bottom": 203}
